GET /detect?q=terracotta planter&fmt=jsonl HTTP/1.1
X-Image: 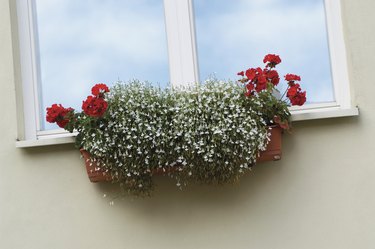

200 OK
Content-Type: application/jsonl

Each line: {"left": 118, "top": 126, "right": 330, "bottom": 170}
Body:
{"left": 257, "top": 126, "right": 282, "bottom": 162}
{"left": 80, "top": 149, "right": 112, "bottom": 183}
{"left": 80, "top": 126, "right": 282, "bottom": 183}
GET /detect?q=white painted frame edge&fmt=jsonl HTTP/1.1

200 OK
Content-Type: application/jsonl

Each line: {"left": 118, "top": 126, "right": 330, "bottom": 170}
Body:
{"left": 324, "top": 0, "right": 352, "bottom": 109}
{"left": 15, "top": 0, "right": 41, "bottom": 141}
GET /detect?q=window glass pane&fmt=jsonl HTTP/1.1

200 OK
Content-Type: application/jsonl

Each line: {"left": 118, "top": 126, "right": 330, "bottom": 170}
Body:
{"left": 35, "top": 0, "right": 169, "bottom": 130}
{"left": 194, "top": 0, "right": 334, "bottom": 104}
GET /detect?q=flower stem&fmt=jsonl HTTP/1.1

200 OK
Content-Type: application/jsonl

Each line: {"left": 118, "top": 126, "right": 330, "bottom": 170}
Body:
{"left": 279, "top": 86, "right": 289, "bottom": 101}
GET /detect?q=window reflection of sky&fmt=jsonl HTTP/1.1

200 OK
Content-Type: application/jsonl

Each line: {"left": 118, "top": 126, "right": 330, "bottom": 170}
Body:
{"left": 194, "top": 0, "right": 334, "bottom": 104}
{"left": 36, "top": 0, "right": 169, "bottom": 130}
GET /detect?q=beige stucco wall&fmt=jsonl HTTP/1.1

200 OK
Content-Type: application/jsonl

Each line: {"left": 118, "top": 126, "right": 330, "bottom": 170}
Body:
{"left": 1, "top": 0, "right": 374, "bottom": 248}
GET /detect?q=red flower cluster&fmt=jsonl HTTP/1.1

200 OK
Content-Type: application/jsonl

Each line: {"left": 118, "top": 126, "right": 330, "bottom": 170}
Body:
{"left": 286, "top": 80, "right": 306, "bottom": 106}
{"left": 285, "top": 74, "right": 301, "bottom": 82}
{"left": 267, "top": 69, "right": 280, "bottom": 86}
{"left": 91, "top": 83, "right": 109, "bottom": 97}
{"left": 46, "top": 83, "right": 110, "bottom": 129}
{"left": 245, "top": 68, "right": 279, "bottom": 92}
{"left": 238, "top": 62, "right": 280, "bottom": 96}
{"left": 263, "top": 54, "right": 281, "bottom": 68}
{"left": 245, "top": 67, "right": 267, "bottom": 93}
{"left": 237, "top": 54, "right": 306, "bottom": 106}
{"left": 82, "top": 95, "right": 108, "bottom": 117}
{"left": 46, "top": 104, "right": 74, "bottom": 128}
{"left": 82, "top": 83, "right": 110, "bottom": 117}
{"left": 289, "top": 90, "right": 306, "bottom": 106}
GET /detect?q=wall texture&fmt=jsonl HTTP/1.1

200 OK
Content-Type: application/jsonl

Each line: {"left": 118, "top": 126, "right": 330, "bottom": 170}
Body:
{"left": 1, "top": 0, "right": 374, "bottom": 248}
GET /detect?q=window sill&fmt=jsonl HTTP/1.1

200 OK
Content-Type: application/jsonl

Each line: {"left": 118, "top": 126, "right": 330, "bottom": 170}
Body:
{"left": 16, "top": 130, "right": 77, "bottom": 148}
{"left": 16, "top": 106, "right": 359, "bottom": 148}
{"left": 16, "top": 136, "right": 75, "bottom": 148}
{"left": 290, "top": 105, "right": 359, "bottom": 121}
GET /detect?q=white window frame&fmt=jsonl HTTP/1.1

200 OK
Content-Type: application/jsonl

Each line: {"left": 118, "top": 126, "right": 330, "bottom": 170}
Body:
{"left": 14, "top": 0, "right": 358, "bottom": 147}
{"left": 289, "top": 0, "right": 358, "bottom": 121}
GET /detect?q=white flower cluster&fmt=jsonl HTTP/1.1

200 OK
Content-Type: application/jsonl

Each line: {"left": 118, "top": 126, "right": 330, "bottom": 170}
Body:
{"left": 80, "top": 79, "right": 271, "bottom": 195}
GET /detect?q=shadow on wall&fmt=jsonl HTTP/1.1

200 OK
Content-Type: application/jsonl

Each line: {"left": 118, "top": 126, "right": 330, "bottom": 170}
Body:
{"left": 92, "top": 160, "right": 285, "bottom": 216}
{"left": 17, "top": 115, "right": 360, "bottom": 218}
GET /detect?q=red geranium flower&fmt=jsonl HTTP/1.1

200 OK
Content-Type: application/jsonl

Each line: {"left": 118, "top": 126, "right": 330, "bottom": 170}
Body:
{"left": 284, "top": 74, "right": 301, "bottom": 82}
{"left": 82, "top": 96, "right": 108, "bottom": 117}
{"left": 237, "top": 71, "right": 245, "bottom": 77}
{"left": 246, "top": 83, "right": 254, "bottom": 91}
{"left": 266, "top": 69, "right": 280, "bottom": 86}
{"left": 91, "top": 83, "right": 109, "bottom": 97}
{"left": 286, "top": 83, "right": 306, "bottom": 106}
{"left": 246, "top": 82, "right": 255, "bottom": 92}
{"left": 56, "top": 118, "right": 70, "bottom": 129}
{"left": 46, "top": 104, "right": 74, "bottom": 128}
{"left": 245, "top": 68, "right": 258, "bottom": 81}
{"left": 255, "top": 74, "right": 268, "bottom": 92}
{"left": 263, "top": 54, "right": 281, "bottom": 67}
{"left": 244, "top": 90, "right": 253, "bottom": 97}
{"left": 287, "top": 83, "right": 301, "bottom": 98}
{"left": 244, "top": 82, "right": 255, "bottom": 97}
{"left": 289, "top": 91, "right": 306, "bottom": 106}
{"left": 237, "top": 54, "right": 307, "bottom": 118}
{"left": 245, "top": 67, "right": 274, "bottom": 92}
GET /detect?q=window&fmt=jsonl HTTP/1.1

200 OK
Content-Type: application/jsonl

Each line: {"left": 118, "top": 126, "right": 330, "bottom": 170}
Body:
{"left": 194, "top": 0, "right": 334, "bottom": 103}
{"left": 15, "top": 0, "right": 358, "bottom": 145}
{"left": 31, "top": 0, "right": 170, "bottom": 131}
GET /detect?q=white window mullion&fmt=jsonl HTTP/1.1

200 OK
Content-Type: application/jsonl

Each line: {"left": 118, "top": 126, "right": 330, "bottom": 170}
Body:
{"left": 163, "top": 0, "right": 199, "bottom": 87}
